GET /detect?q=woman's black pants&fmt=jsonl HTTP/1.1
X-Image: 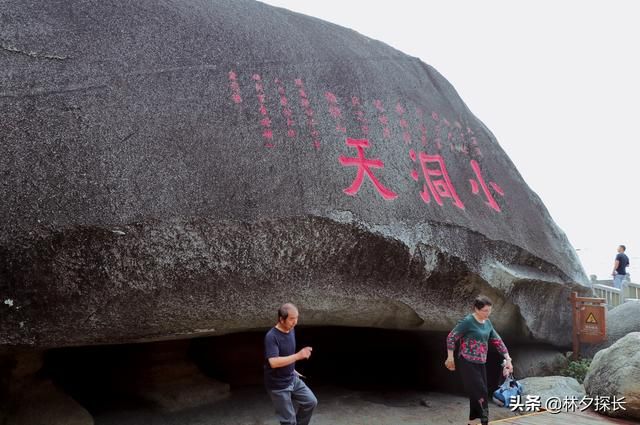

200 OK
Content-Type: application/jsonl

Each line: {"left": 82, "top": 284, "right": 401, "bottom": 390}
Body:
{"left": 458, "top": 356, "right": 489, "bottom": 424}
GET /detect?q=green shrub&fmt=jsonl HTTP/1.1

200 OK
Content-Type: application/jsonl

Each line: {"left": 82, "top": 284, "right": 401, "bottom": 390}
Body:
{"left": 561, "top": 358, "right": 591, "bottom": 384}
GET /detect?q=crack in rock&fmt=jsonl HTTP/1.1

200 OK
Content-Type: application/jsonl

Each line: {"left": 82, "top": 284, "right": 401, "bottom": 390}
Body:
{"left": 0, "top": 39, "right": 69, "bottom": 61}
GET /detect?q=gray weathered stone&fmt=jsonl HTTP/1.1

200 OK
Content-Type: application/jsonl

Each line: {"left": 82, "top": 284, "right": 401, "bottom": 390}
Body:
{"left": 0, "top": 0, "right": 589, "bottom": 349}
{"left": 113, "top": 340, "right": 230, "bottom": 411}
{"left": 0, "top": 349, "right": 94, "bottom": 425}
{"left": 511, "top": 346, "right": 569, "bottom": 378}
{"left": 583, "top": 300, "right": 640, "bottom": 358}
{"left": 3, "top": 379, "right": 94, "bottom": 425}
{"left": 518, "top": 376, "right": 585, "bottom": 406}
{"left": 584, "top": 332, "right": 640, "bottom": 420}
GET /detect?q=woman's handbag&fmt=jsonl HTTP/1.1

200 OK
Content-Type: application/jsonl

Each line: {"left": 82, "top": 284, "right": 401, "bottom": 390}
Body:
{"left": 492, "top": 373, "right": 523, "bottom": 407}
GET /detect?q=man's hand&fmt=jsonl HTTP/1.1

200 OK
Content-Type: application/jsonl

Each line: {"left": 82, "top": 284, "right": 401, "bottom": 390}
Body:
{"left": 297, "top": 346, "right": 313, "bottom": 360}
{"left": 444, "top": 356, "right": 455, "bottom": 371}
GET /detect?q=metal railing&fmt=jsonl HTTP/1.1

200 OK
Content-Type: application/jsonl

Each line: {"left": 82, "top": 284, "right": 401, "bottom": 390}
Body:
{"left": 626, "top": 282, "right": 640, "bottom": 300}
{"left": 592, "top": 281, "right": 640, "bottom": 308}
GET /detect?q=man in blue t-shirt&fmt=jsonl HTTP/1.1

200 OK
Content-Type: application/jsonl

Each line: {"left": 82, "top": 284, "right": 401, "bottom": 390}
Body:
{"left": 612, "top": 245, "right": 630, "bottom": 289}
{"left": 264, "top": 303, "right": 317, "bottom": 425}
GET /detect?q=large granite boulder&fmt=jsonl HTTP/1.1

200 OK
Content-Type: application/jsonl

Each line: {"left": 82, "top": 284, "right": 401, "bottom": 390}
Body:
{"left": 3, "top": 379, "right": 94, "bottom": 425}
{"left": 0, "top": 0, "right": 589, "bottom": 349}
{"left": 511, "top": 346, "right": 569, "bottom": 378}
{"left": 584, "top": 332, "right": 640, "bottom": 420}
{"left": 0, "top": 349, "right": 94, "bottom": 425}
{"left": 583, "top": 300, "right": 640, "bottom": 358}
{"left": 110, "top": 340, "right": 230, "bottom": 412}
{"left": 518, "top": 376, "right": 585, "bottom": 406}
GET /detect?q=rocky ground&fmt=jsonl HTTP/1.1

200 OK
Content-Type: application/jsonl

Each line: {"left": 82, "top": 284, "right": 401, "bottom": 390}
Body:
{"left": 93, "top": 385, "right": 520, "bottom": 425}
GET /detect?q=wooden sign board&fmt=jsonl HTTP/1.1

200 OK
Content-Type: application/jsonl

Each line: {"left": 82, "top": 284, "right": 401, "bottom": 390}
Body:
{"left": 578, "top": 304, "right": 606, "bottom": 343}
{"left": 570, "top": 292, "right": 607, "bottom": 359}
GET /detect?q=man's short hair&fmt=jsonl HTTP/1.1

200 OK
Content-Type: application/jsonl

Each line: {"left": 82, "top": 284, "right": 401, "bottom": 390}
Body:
{"left": 278, "top": 303, "right": 298, "bottom": 321}
{"left": 620, "top": 245, "right": 626, "bottom": 251}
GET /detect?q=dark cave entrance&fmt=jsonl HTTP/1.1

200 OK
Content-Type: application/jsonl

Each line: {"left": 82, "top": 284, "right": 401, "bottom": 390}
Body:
{"left": 44, "top": 327, "right": 509, "bottom": 414}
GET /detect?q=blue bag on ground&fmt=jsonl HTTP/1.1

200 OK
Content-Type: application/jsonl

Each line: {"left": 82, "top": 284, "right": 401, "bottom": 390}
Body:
{"left": 492, "top": 374, "right": 523, "bottom": 407}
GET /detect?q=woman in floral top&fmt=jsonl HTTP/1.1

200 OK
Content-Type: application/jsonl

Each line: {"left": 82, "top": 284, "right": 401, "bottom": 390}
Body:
{"left": 444, "top": 295, "right": 514, "bottom": 425}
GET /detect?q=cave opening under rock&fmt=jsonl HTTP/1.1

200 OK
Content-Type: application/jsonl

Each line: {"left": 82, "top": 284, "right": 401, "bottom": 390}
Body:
{"left": 43, "top": 326, "right": 509, "bottom": 415}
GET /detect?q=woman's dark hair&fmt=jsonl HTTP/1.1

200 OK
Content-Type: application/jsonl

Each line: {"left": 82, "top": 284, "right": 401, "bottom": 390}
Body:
{"left": 473, "top": 295, "right": 493, "bottom": 310}
{"left": 278, "top": 303, "right": 297, "bottom": 321}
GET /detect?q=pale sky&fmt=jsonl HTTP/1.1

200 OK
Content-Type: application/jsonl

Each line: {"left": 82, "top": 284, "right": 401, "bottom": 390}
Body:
{"left": 260, "top": 0, "right": 639, "bottom": 281}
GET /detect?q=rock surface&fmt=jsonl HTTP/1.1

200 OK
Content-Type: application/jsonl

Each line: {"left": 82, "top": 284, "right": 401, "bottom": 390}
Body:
{"left": 519, "top": 376, "right": 585, "bottom": 406}
{"left": 583, "top": 300, "right": 640, "bottom": 358}
{"left": 111, "top": 340, "right": 230, "bottom": 412}
{"left": 0, "top": 0, "right": 588, "bottom": 349}
{"left": 91, "top": 386, "right": 521, "bottom": 425}
{"left": 0, "top": 349, "right": 94, "bottom": 425}
{"left": 584, "top": 332, "right": 640, "bottom": 420}
{"left": 3, "top": 378, "right": 95, "bottom": 425}
{"left": 511, "top": 346, "right": 569, "bottom": 378}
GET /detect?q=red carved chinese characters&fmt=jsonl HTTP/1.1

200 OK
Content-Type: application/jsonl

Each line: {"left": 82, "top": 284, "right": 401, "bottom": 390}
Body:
{"left": 252, "top": 74, "right": 274, "bottom": 147}
{"left": 442, "top": 117, "right": 454, "bottom": 151}
{"left": 395, "top": 102, "right": 412, "bottom": 144}
{"left": 441, "top": 117, "right": 456, "bottom": 152}
{"left": 415, "top": 108, "right": 428, "bottom": 147}
{"left": 452, "top": 121, "right": 469, "bottom": 155}
{"left": 275, "top": 78, "right": 296, "bottom": 138}
{"left": 469, "top": 160, "right": 503, "bottom": 212}
{"left": 224, "top": 74, "right": 508, "bottom": 210}
{"left": 467, "top": 127, "right": 482, "bottom": 156}
{"left": 295, "top": 78, "right": 321, "bottom": 149}
{"left": 410, "top": 149, "right": 465, "bottom": 210}
{"left": 325, "top": 92, "right": 347, "bottom": 134}
{"left": 226, "top": 73, "right": 485, "bottom": 156}
{"left": 373, "top": 99, "right": 391, "bottom": 140}
{"left": 351, "top": 96, "right": 369, "bottom": 137}
{"left": 228, "top": 70, "right": 243, "bottom": 104}
{"left": 431, "top": 112, "right": 443, "bottom": 150}
{"left": 339, "top": 138, "right": 398, "bottom": 200}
